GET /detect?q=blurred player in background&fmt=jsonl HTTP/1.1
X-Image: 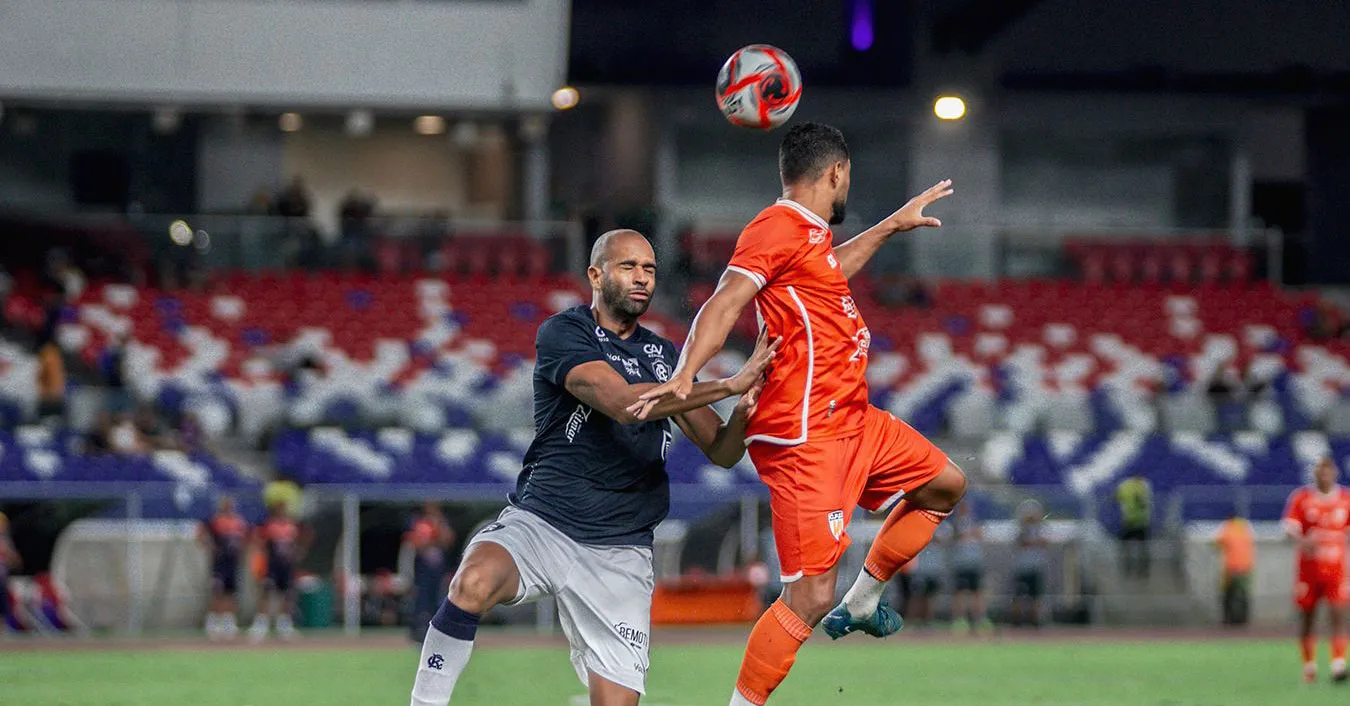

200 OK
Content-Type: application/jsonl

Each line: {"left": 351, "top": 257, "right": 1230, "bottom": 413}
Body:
{"left": 1213, "top": 510, "right": 1254, "bottom": 626}
{"left": 250, "top": 501, "right": 310, "bottom": 642}
{"left": 634, "top": 123, "right": 965, "bottom": 706}
{"left": 899, "top": 521, "right": 948, "bottom": 628}
{"left": 948, "top": 501, "right": 991, "bottom": 634}
{"left": 1283, "top": 456, "right": 1350, "bottom": 683}
{"left": 1010, "top": 499, "right": 1050, "bottom": 628}
{"left": 199, "top": 496, "right": 248, "bottom": 640}
{"left": 406, "top": 502, "right": 456, "bottom": 643}
{"left": 408, "top": 230, "right": 779, "bottom": 706}
{"left": 0, "top": 512, "right": 19, "bottom": 633}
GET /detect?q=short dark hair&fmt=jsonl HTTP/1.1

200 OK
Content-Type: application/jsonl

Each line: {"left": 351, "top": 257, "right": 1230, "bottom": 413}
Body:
{"left": 779, "top": 122, "right": 850, "bottom": 185}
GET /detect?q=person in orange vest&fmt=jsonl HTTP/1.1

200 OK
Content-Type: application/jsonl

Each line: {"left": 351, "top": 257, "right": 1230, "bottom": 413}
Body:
{"left": 405, "top": 502, "right": 456, "bottom": 643}
{"left": 1213, "top": 511, "right": 1255, "bottom": 627}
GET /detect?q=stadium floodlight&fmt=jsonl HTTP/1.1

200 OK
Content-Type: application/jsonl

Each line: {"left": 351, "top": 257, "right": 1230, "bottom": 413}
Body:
{"left": 551, "top": 86, "right": 580, "bottom": 111}
{"left": 934, "top": 95, "right": 967, "bottom": 121}
{"left": 278, "top": 112, "right": 303, "bottom": 133}
{"left": 169, "top": 220, "right": 193, "bottom": 246}
{"left": 415, "top": 115, "right": 446, "bottom": 136}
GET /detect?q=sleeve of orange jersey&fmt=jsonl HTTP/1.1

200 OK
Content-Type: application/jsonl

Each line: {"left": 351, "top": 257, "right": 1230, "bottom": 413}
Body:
{"left": 725, "top": 213, "right": 804, "bottom": 290}
{"left": 1283, "top": 490, "right": 1306, "bottom": 538}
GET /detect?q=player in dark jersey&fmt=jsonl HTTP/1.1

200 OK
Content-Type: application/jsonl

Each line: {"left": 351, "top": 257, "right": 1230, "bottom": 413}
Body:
{"left": 409, "top": 229, "right": 779, "bottom": 706}
{"left": 0, "top": 512, "right": 19, "bottom": 634}
{"left": 198, "top": 496, "right": 249, "bottom": 640}
{"left": 249, "top": 502, "right": 310, "bottom": 642}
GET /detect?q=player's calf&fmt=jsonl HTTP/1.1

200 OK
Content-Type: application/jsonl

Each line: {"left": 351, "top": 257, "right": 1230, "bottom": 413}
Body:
{"left": 410, "top": 542, "right": 521, "bottom": 706}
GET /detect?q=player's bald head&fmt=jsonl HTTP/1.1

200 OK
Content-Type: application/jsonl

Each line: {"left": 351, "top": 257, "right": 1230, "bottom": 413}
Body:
{"left": 590, "top": 229, "right": 653, "bottom": 268}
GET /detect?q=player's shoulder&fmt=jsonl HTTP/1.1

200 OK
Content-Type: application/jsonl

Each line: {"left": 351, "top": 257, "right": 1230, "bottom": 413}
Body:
{"left": 537, "top": 305, "right": 597, "bottom": 341}
{"left": 744, "top": 200, "right": 827, "bottom": 237}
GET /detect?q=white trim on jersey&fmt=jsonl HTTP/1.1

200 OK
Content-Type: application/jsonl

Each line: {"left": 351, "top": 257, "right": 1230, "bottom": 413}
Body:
{"left": 775, "top": 198, "right": 831, "bottom": 230}
{"left": 745, "top": 285, "right": 813, "bottom": 447}
{"left": 780, "top": 570, "right": 804, "bottom": 584}
{"left": 725, "top": 265, "right": 766, "bottom": 290}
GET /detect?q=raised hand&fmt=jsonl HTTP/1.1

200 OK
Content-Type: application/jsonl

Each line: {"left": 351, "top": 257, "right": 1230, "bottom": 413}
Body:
{"left": 880, "top": 179, "right": 954, "bottom": 233}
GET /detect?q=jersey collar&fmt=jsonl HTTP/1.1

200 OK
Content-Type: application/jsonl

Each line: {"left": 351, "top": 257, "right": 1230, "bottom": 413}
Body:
{"left": 775, "top": 198, "right": 832, "bottom": 231}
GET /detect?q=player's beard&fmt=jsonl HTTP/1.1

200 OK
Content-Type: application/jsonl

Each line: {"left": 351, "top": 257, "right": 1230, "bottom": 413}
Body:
{"left": 601, "top": 276, "right": 651, "bottom": 319}
{"left": 829, "top": 198, "right": 846, "bottom": 225}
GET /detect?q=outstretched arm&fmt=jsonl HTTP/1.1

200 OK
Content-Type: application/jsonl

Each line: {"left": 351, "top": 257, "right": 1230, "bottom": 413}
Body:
{"left": 674, "top": 375, "right": 764, "bottom": 468}
{"left": 631, "top": 271, "right": 760, "bottom": 414}
{"left": 833, "top": 179, "right": 954, "bottom": 279}
{"left": 565, "top": 332, "right": 776, "bottom": 424}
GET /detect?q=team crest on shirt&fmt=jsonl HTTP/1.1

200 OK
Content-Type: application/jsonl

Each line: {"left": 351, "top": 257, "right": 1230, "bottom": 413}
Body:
{"left": 653, "top": 360, "right": 670, "bottom": 382}
{"left": 827, "top": 510, "right": 845, "bottom": 541}
{"left": 808, "top": 227, "right": 827, "bottom": 244}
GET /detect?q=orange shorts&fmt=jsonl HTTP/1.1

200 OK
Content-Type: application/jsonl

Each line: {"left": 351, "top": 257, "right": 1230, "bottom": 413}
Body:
{"left": 748, "top": 405, "right": 950, "bottom": 583}
{"left": 1296, "top": 565, "right": 1349, "bottom": 612}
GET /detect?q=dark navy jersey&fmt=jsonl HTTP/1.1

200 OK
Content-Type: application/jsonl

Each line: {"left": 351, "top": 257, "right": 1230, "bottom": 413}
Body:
{"left": 510, "top": 305, "right": 679, "bottom": 547}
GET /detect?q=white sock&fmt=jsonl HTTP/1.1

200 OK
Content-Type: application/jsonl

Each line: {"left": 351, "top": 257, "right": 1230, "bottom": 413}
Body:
{"left": 410, "top": 625, "right": 475, "bottom": 706}
{"left": 729, "top": 687, "right": 759, "bottom": 706}
{"left": 276, "top": 614, "right": 295, "bottom": 632}
{"left": 1334, "top": 657, "right": 1346, "bottom": 673}
{"left": 205, "top": 613, "right": 220, "bottom": 633}
{"left": 842, "top": 569, "right": 888, "bottom": 618}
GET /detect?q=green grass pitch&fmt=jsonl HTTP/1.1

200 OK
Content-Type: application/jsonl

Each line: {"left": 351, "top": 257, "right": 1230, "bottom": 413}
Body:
{"left": 1, "top": 636, "right": 1337, "bottom": 705}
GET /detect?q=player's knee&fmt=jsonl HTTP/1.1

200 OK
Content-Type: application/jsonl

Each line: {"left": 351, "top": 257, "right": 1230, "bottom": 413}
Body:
{"left": 448, "top": 563, "right": 507, "bottom": 614}
{"left": 914, "top": 461, "right": 967, "bottom": 514}
{"left": 782, "top": 576, "right": 836, "bottom": 625}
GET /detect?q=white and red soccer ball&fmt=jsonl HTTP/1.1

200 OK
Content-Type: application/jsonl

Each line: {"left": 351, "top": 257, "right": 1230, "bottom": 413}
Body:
{"left": 715, "top": 44, "right": 802, "bottom": 130}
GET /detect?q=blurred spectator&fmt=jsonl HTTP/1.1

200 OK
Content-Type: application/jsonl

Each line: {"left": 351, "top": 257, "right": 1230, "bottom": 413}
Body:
{"left": 875, "top": 275, "right": 933, "bottom": 309}
{"left": 900, "top": 521, "right": 949, "bottom": 628}
{"left": 0, "top": 512, "right": 19, "bottom": 634}
{"left": 420, "top": 210, "right": 453, "bottom": 271}
{"left": 1305, "top": 301, "right": 1349, "bottom": 342}
{"left": 1213, "top": 512, "right": 1255, "bottom": 626}
{"left": 263, "top": 477, "right": 303, "bottom": 518}
{"left": 0, "top": 265, "right": 12, "bottom": 335}
{"left": 135, "top": 406, "right": 171, "bottom": 450}
{"left": 275, "top": 177, "right": 313, "bottom": 220}
{"left": 1010, "top": 500, "right": 1050, "bottom": 628}
{"left": 100, "top": 332, "right": 133, "bottom": 415}
{"left": 338, "top": 189, "right": 378, "bottom": 271}
{"left": 107, "top": 413, "right": 148, "bottom": 454}
{"left": 44, "top": 250, "right": 85, "bottom": 302}
{"left": 404, "top": 502, "right": 456, "bottom": 643}
{"left": 1116, "top": 475, "right": 1154, "bottom": 578}
{"left": 36, "top": 341, "right": 65, "bottom": 424}
{"left": 248, "top": 187, "right": 274, "bottom": 215}
{"left": 949, "top": 503, "right": 992, "bottom": 634}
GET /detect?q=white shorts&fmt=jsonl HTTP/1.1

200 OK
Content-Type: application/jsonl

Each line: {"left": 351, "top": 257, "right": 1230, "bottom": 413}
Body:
{"left": 467, "top": 505, "right": 655, "bottom": 694}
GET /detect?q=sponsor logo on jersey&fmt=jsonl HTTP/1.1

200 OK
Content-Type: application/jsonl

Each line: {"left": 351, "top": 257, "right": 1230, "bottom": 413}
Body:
{"left": 827, "top": 510, "right": 845, "bottom": 541}
{"left": 594, "top": 326, "right": 609, "bottom": 342}
{"left": 477, "top": 522, "right": 505, "bottom": 535}
{"left": 661, "top": 430, "right": 672, "bottom": 461}
{"left": 643, "top": 343, "right": 664, "bottom": 358}
{"left": 565, "top": 403, "right": 592, "bottom": 442}
{"left": 840, "top": 295, "right": 858, "bottom": 319}
{"left": 621, "top": 357, "right": 641, "bottom": 378}
{"left": 848, "top": 327, "right": 872, "bottom": 362}
{"left": 826, "top": 253, "right": 838, "bottom": 269}
{"left": 808, "top": 227, "right": 827, "bottom": 244}
{"left": 614, "top": 622, "right": 649, "bottom": 650}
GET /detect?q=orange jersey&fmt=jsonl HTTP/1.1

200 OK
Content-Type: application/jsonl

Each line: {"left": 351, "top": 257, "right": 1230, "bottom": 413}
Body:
{"left": 726, "top": 199, "right": 871, "bottom": 444}
{"left": 1283, "top": 486, "right": 1350, "bottom": 571}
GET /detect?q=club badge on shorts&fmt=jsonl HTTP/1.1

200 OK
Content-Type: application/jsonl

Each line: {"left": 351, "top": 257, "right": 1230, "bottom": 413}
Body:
{"left": 827, "top": 510, "right": 845, "bottom": 541}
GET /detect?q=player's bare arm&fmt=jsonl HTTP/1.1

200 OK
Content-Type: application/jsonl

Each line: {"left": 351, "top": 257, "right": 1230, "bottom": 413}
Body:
{"left": 832, "top": 179, "right": 954, "bottom": 279}
{"left": 674, "top": 374, "right": 765, "bottom": 468}
{"left": 634, "top": 269, "right": 761, "bottom": 412}
{"left": 564, "top": 332, "right": 775, "bottom": 425}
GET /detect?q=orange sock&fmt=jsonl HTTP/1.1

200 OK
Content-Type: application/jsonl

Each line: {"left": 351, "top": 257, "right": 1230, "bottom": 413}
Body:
{"left": 863, "top": 500, "right": 950, "bottom": 581}
{"left": 1302, "top": 634, "right": 1317, "bottom": 664}
{"left": 1334, "top": 634, "right": 1347, "bottom": 662}
{"left": 733, "top": 600, "right": 813, "bottom": 705}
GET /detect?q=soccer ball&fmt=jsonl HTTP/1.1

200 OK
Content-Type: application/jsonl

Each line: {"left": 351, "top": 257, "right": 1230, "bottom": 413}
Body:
{"left": 715, "top": 44, "right": 802, "bottom": 130}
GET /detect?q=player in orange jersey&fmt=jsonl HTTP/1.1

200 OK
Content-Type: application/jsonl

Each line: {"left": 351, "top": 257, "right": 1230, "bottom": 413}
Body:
{"left": 1283, "top": 456, "right": 1350, "bottom": 683}
{"left": 198, "top": 496, "right": 249, "bottom": 640}
{"left": 634, "top": 122, "right": 965, "bottom": 705}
